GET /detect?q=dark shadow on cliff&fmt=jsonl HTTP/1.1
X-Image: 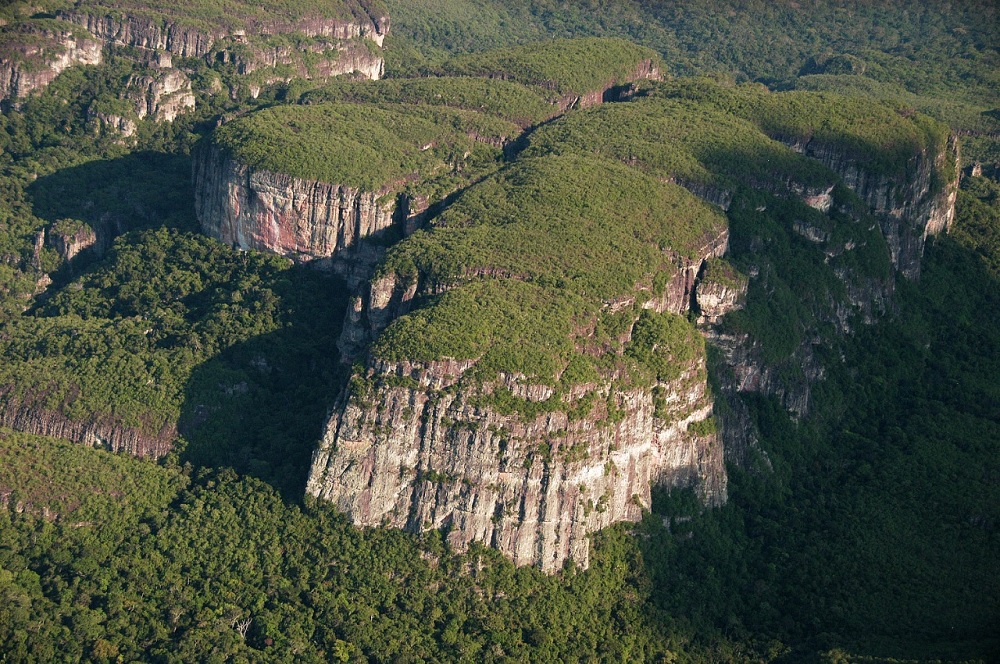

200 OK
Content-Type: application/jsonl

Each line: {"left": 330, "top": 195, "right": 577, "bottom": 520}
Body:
{"left": 27, "top": 151, "right": 198, "bottom": 241}
{"left": 628, "top": 224, "right": 1000, "bottom": 660}
{"left": 176, "top": 267, "right": 352, "bottom": 502}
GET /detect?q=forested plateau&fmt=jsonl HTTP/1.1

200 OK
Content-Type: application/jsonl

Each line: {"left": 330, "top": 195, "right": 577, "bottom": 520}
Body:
{"left": 0, "top": 0, "right": 998, "bottom": 661}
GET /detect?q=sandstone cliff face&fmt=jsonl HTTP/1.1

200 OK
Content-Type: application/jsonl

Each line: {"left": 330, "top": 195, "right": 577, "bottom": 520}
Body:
{"left": 0, "top": 394, "right": 174, "bottom": 458}
{"left": 58, "top": 10, "right": 388, "bottom": 59}
{"left": 213, "top": 36, "right": 384, "bottom": 86}
{"left": 0, "top": 26, "right": 102, "bottom": 104}
{"left": 784, "top": 135, "right": 960, "bottom": 279}
{"left": 556, "top": 59, "right": 662, "bottom": 111}
{"left": 704, "top": 135, "right": 959, "bottom": 467}
{"left": 317, "top": 227, "right": 738, "bottom": 572}
{"left": 308, "top": 352, "right": 725, "bottom": 573}
{"left": 130, "top": 68, "right": 195, "bottom": 122}
{"left": 193, "top": 143, "right": 397, "bottom": 261}
{"left": 337, "top": 230, "right": 732, "bottom": 364}
{"left": 46, "top": 222, "right": 98, "bottom": 263}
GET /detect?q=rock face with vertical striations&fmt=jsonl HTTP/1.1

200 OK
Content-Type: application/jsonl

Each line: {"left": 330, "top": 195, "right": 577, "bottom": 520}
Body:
{"left": 0, "top": 21, "right": 103, "bottom": 105}
{"left": 193, "top": 142, "right": 398, "bottom": 261}
{"left": 57, "top": 1, "right": 389, "bottom": 58}
{"left": 308, "top": 152, "right": 738, "bottom": 572}
{"left": 782, "top": 134, "right": 960, "bottom": 280}
{"left": 194, "top": 101, "right": 518, "bottom": 262}
{"left": 308, "top": 348, "right": 725, "bottom": 573}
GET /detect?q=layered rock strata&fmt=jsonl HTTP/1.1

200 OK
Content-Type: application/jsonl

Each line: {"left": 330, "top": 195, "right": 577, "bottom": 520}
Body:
{"left": 313, "top": 226, "right": 739, "bottom": 572}
{"left": 783, "top": 135, "right": 960, "bottom": 279}
{"left": 308, "top": 352, "right": 725, "bottom": 573}
{"left": 193, "top": 143, "right": 397, "bottom": 261}
{"left": 0, "top": 394, "right": 174, "bottom": 458}
{"left": 57, "top": 8, "right": 389, "bottom": 58}
{"left": 0, "top": 25, "right": 102, "bottom": 104}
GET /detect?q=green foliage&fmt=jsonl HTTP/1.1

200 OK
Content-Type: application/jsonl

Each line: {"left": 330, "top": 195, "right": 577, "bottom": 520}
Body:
{"left": 374, "top": 278, "right": 588, "bottom": 383}
{"left": 699, "top": 258, "right": 746, "bottom": 292}
{"left": 373, "top": 153, "right": 723, "bottom": 384}
{"left": 952, "top": 176, "right": 1000, "bottom": 279}
{"left": 0, "top": 458, "right": 751, "bottom": 661}
{"left": 625, "top": 310, "right": 703, "bottom": 384}
{"left": 437, "top": 37, "right": 659, "bottom": 97}
{"left": 524, "top": 90, "right": 837, "bottom": 191}
{"left": 381, "top": 153, "right": 726, "bottom": 295}
{"left": 0, "top": 428, "right": 185, "bottom": 521}
{"left": 301, "top": 76, "right": 557, "bottom": 127}
{"left": 651, "top": 79, "right": 952, "bottom": 180}
{"left": 211, "top": 102, "right": 514, "bottom": 190}
{"left": 0, "top": 2, "right": 997, "bottom": 660}
{"left": 0, "top": 228, "right": 350, "bottom": 497}
{"left": 67, "top": 0, "right": 387, "bottom": 32}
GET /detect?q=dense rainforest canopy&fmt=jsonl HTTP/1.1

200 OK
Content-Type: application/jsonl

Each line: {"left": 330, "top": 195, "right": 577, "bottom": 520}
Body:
{"left": 0, "top": 0, "right": 997, "bottom": 661}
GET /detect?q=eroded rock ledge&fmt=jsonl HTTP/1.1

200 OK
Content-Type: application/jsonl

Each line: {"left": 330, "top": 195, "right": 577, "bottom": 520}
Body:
{"left": 193, "top": 143, "right": 397, "bottom": 261}
{"left": 308, "top": 351, "right": 725, "bottom": 573}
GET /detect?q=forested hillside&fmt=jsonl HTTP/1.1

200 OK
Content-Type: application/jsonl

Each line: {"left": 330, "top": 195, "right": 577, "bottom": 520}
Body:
{"left": 0, "top": 0, "right": 997, "bottom": 661}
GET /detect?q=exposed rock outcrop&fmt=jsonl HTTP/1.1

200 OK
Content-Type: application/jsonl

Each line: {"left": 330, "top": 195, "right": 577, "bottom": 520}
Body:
{"left": 0, "top": 394, "right": 174, "bottom": 458}
{"left": 316, "top": 226, "right": 735, "bottom": 571}
{"left": 556, "top": 58, "right": 661, "bottom": 111}
{"left": 57, "top": 9, "right": 388, "bottom": 59}
{"left": 193, "top": 143, "right": 398, "bottom": 261}
{"left": 308, "top": 351, "right": 725, "bottom": 573}
{"left": 212, "top": 35, "right": 384, "bottom": 86}
{"left": 130, "top": 68, "right": 195, "bottom": 122}
{"left": 783, "top": 135, "right": 960, "bottom": 279}
{"left": 0, "top": 24, "right": 102, "bottom": 104}
{"left": 46, "top": 221, "right": 98, "bottom": 263}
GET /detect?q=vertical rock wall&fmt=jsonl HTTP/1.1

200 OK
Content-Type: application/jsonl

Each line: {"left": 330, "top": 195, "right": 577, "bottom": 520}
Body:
{"left": 307, "top": 354, "right": 726, "bottom": 573}
{"left": 193, "top": 144, "right": 397, "bottom": 261}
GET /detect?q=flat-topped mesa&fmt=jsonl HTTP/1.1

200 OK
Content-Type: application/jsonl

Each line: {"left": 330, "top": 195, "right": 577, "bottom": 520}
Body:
{"left": 310, "top": 155, "right": 740, "bottom": 572}
{"left": 193, "top": 142, "right": 397, "bottom": 261}
{"left": 193, "top": 102, "right": 517, "bottom": 262}
{"left": 437, "top": 37, "right": 662, "bottom": 111}
{"left": 0, "top": 21, "right": 103, "bottom": 105}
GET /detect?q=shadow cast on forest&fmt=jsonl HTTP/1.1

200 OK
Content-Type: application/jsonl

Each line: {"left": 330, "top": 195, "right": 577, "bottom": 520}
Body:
{"left": 27, "top": 151, "right": 199, "bottom": 239}
{"left": 176, "top": 268, "right": 353, "bottom": 502}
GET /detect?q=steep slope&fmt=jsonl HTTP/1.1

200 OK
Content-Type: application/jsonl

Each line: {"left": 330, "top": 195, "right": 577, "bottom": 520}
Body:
{"left": 306, "top": 78, "right": 958, "bottom": 571}
{"left": 194, "top": 102, "right": 517, "bottom": 262}
{"left": 0, "top": 19, "right": 102, "bottom": 106}
{"left": 307, "top": 153, "right": 734, "bottom": 571}
{"left": 0, "top": 0, "right": 390, "bottom": 106}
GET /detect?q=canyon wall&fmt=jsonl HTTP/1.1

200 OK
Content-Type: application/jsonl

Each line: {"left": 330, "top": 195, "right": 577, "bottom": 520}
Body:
{"left": 311, "top": 228, "right": 739, "bottom": 572}
{"left": 57, "top": 8, "right": 388, "bottom": 58}
{"left": 193, "top": 143, "right": 398, "bottom": 261}
{"left": 0, "top": 394, "right": 174, "bottom": 458}
{"left": 785, "top": 135, "right": 960, "bottom": 280}
{"left": 308, "top": 348, "right": 725, "bottom": 573}
{"left": 0, "top": 25, "right": 103, "bottom": 104}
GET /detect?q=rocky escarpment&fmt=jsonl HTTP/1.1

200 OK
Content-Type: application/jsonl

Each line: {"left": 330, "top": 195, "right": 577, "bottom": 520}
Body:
{"left": 314, "top": 216, "right": 739, "bottom": 572}
{"left": 0, "top": 23, "right": 102, "bottom": 105}
{"left": 783, "top": 135, "right": 960, "bottom": 280}
{"left": 57, "top": 7, "right": 389, "bottom": 59}
{"left": 89, "top": 67, "right": 196, "bottom": 137}
{"left": 339, "top": 231, "right": 733, "bottom": 360}
{"left": 46, "top": 220, "right": 98, "bottom": 265}
{"left": 308, "top": 346, "right": 725, "bottom": 573}
{"left": 212, "top": 35, "right": 385, "bottom": 90}
{"left": 193, "top": 143, "right": 398, "bottom": 261}
{"left": 555, "top": 58, "right": 661, "bottom": 111}
{"left": 0, "top": 393, "right": 174, "bottom": 458}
